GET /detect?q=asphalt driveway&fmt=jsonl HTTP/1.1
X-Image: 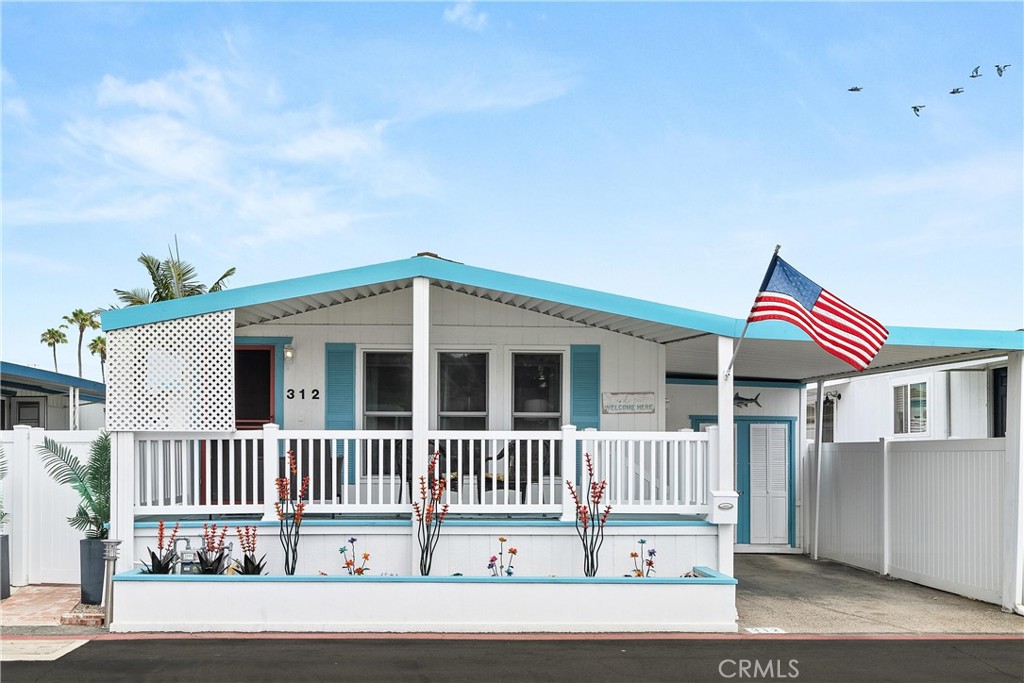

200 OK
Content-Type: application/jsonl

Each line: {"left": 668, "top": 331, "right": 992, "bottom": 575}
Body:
{"left": 735, "top": 553, "right": 1023, "bottom": 634}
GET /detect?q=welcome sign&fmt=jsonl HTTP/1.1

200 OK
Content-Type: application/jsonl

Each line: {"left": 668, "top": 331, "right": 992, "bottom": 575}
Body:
{"left": 601, "top": 392, "right": 657, "bottom": 414}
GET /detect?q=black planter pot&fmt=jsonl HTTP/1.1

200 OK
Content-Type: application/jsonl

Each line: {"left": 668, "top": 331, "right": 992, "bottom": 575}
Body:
{"left": 80, "top": 538, "right": 105, "bottom": 605}
{"left": 1, "top": 534, "right": 10, "bottom": 600}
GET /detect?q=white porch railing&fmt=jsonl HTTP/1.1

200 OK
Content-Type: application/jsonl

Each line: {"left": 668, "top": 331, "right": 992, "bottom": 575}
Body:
{"left": 580, "top": 430, "right": 710, "bottom": 515}
{"left": 130, "top": 425, "right": 711, "bottom": 519}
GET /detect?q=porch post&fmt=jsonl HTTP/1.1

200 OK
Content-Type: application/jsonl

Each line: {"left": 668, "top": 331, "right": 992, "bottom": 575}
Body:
{"left": 262, "top": 423, "right": 280, "bottom": 521}
{"left": 1001, "top": 351, "right": 1023, "bottom": 613}
{"left": 108, "top": 431, "right": 136, "bottom": 571}
{"left": 811, "top": 381, "right": 825, "bottom": 560}
{"left": 716, "top": 335, "right": 735, "bottom": 576}
{"left": 560, "top": 424, "right": 578, "bottom": 522}
{"left": 411, "top": 277, "right": 430, "bottom": 574}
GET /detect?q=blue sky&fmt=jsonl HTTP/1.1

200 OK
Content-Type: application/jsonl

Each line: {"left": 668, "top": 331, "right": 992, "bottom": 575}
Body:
{"left": 3, "top": 2, "right": 1022, "bottom": 381}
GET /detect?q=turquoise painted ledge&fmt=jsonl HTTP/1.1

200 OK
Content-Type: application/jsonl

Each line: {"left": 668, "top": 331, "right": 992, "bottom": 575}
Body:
{"left": 114, "top": 566, "right": 736, "bottom": 585}
{"left": 135, "top": 519, "right": 713, "bottom": 529}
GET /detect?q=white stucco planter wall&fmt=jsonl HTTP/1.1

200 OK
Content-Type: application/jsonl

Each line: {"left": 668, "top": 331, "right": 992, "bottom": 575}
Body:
{"left": 111, "top": 568, "right": 738, "bottom": 633}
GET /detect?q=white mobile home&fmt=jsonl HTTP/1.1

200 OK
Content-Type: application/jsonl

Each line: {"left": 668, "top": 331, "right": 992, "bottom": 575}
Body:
{"left": 88, "top": 253, "right": 1021, "bottom": 631}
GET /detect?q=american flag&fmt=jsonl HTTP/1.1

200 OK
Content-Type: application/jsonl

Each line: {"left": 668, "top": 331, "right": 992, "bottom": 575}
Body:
{"left": 748, "top": 254, "right": 889, "bottom": 371}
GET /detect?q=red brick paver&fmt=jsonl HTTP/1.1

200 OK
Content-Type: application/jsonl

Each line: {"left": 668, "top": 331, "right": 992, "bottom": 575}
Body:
{"left": 1, "top": 585, "right": 81, "bottom": 627}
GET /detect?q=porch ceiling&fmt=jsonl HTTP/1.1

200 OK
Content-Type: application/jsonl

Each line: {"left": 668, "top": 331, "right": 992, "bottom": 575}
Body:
{"left": 665, "top": 335, "right": 1011, "bottom": 383}
{"left": 234, "top": 278, "right": 417, "bottom": 327}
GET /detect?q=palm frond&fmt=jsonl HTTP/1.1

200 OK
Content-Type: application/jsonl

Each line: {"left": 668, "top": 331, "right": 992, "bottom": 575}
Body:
{"left": 113, "top": 287, "right": 154, "bottom": 307}
{"left": 37, "top": 435, "right": 108, "bottom": 537}
{"left": 208, "top": 267, "right": 237, "bottom": 293}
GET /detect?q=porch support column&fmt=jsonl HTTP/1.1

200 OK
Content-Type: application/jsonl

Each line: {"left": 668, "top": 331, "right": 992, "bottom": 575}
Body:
{"left": 811, "top": 381, "right": 825, "bottom": 560}
{"left": 1002, "top": 351, "right": 1023, "bottom": 614}
{"left": 716, "top": 335, "right": 735, "bottom": 576}
{"left": 410, "top": 277, "right": 430, "bottom": 574}
{"left": 109, "top": 431, "right": 136, "bottom": 572}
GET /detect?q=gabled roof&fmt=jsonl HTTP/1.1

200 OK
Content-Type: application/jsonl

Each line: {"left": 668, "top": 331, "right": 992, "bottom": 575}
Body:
{"left": 1, "top": 361, "right": 106, "bottom": 402}
{"left": 101, "top": 254, "right": 1023, "bottom": 383}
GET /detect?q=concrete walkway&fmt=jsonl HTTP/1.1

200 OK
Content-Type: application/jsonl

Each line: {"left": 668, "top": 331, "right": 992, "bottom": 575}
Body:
{"left": 736, "top": 554, "right": 1023, "bottom": 634}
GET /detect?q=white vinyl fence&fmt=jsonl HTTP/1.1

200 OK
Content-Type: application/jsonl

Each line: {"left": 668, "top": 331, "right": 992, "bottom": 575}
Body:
{"left": 813, "top": 437, "right": 1007, "bottom": 605}
{"left": 1, "top": 426, "right": 102, "bottom": 585}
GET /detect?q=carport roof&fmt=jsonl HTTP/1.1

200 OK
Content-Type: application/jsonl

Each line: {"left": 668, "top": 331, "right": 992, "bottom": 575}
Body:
{"left": 1, "top": 361, "right": 106, "bottom": 402}
{"left": 101, "top": 254, "right": 1022, "bottom": 383}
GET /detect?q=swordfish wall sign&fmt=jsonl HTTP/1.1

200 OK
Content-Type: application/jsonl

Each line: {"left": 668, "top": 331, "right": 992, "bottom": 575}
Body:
{"left": 733, "top": 392, "right": 762, "bottom": 408}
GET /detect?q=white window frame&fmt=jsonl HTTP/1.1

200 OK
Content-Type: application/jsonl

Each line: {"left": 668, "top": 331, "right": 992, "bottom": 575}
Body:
{"left": 360, "top": 348, "right": 413, "bottom": 430}
{"left": 892, "top": 377, "right": 930, "bottom": 438}
{"left": 435, "top": 350, "right": 489, "bottom": 431}
{"left": 508, "top": 348, "right": 568, "bottom": 432}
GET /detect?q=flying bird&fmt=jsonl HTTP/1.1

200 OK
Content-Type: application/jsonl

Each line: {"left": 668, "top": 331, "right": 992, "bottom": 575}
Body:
{"left": 911, "top": 105, "right": 925, "bottom": 117}
{"left": 996, "top": 64, "right": 1010, "bottom": 77}
{"left": 949, "top": 87, "right": 964, "bottom": 94}
{"left": 970, "top": 66, "right": 982, "bottom": 78}
{"left": 847, "top": 86, "right": 863, "bottom": 92}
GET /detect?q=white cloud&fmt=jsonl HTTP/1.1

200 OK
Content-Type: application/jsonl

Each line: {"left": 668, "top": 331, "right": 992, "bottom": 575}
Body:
{"left": 3, "top": 97, "right": 33, "bottom": 123}
{"left": 64, "top": 114, "right": 228, "bottom": 186}
{"left": 96, "top": 66, "right": 233, "bottom": 118}
{"left": 444, "top": 2, "right": 488, "bottom": 31}
{"left": 97, "top": 74, "right": 195, "bottom": 115}
{"left": 278, "top": 124, "right": 384, "bottom": 163}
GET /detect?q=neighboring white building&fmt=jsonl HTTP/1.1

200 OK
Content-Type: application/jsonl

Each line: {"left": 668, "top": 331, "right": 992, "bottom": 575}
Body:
{"left": 808, "top": 357, "right": 1009, "bottom": 444}
{"left": 0, "top": 361, "right": 106, "bottom": 430}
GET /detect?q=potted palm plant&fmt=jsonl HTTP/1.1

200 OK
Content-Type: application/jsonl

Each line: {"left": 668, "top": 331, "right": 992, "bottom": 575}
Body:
{"left": 37, "top": 433, "right": 110, "bottom": 605}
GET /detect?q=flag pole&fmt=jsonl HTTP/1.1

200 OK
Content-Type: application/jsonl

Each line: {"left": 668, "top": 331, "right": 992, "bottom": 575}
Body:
{"left": 724, "top": 244, "right": 781, "bottom": 380}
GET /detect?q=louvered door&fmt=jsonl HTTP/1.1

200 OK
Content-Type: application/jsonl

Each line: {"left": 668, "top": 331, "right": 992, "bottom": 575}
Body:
{"left": 749, "top": 423, "right": 789, "bottom": 544}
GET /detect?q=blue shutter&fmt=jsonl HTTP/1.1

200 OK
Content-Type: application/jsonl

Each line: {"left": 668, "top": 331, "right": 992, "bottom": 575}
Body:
{"left": 325, "top": 344, "right": 356, "bottom": 480}
{"left": 570, "top": 345, "right": 601, "bottom": 481}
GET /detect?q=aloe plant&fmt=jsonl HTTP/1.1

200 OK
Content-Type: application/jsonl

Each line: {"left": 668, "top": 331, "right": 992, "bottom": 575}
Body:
{"left": 37, "top": 433, "right": 110, "bottom": 539}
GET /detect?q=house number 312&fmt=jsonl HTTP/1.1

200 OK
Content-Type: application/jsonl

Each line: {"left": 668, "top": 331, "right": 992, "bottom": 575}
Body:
{"left": 286, "top": 389, "right": 320, "bottom": 400}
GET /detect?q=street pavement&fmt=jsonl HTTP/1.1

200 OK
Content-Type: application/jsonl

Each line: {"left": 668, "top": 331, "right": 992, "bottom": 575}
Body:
{"left": 2, "top": 636, "right": 1022, "bottom": 683}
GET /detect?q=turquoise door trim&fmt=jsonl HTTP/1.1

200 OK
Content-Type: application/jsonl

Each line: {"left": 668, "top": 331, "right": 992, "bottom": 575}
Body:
{"left": 235, "top": 336, "right": 292, "bottom": 428}
{"left": 689, "top": 414, "right": 797, "bottom": 547}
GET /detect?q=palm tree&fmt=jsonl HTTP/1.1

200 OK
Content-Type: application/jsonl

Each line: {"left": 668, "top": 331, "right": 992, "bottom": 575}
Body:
{"left": 113, "top": 236, "right": 236, "bottom": 306}
{"left": 62, "top": 309, "right": 101, "bottom": 378}
{"left": 88, "top": 336, "right": 107, "bottom": 383}
{"left": 40, "top": 327, "right": 69, "bottom": 373}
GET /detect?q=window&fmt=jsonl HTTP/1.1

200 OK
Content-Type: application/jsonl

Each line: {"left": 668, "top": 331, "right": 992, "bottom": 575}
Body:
{"left": 992, "top": 367, "right": 1008, "bottom": 438}
{"left": 806, "top": 396, "right": 835, "bottom": 443}
{"left": 893, "top": 381, "right": 927, "bottom": 435}
{"left": 364, "top": 352, "right": 412, "bottom": 429}
{"left": 13, "top": 398, "right": 44, "bottom": 427}
{"left": 512, "top": 353, "right": 561, "bottom": 431}
{"left": 438, "top": 352, "right": 487, "bottom": 430}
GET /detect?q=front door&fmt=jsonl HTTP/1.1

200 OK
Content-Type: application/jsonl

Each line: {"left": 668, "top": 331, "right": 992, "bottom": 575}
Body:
{"left": 235, "top": 346, "right": 275, "bottom": 429}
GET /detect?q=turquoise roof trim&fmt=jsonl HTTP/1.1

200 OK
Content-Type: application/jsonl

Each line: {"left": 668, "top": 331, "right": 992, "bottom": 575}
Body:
{"left": 0, "top": 361, "right": 106, "bottom": 400}
{"left": 101, "top": 255, "right": 1024, "bottom": 351}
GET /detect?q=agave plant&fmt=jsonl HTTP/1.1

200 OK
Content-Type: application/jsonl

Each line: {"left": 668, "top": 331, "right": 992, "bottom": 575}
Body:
{"left": 37, "top": 433, "right": 110, "bottom": 539}
{"left": 142, "top": 521, "right": 180, "bottom": 574}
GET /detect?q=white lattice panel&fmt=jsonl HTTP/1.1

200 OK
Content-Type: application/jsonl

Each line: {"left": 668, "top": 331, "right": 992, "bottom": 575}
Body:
{"left": 107, "top": 311, "right": 235, "bottom": 431}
